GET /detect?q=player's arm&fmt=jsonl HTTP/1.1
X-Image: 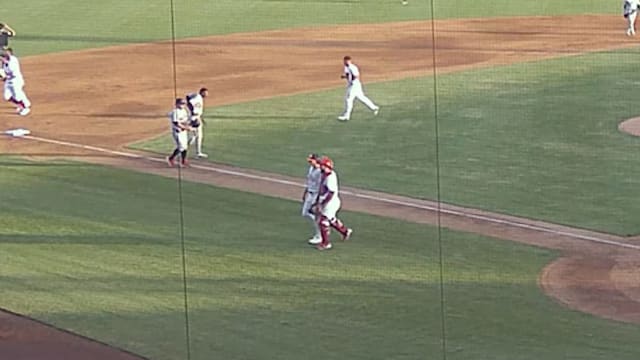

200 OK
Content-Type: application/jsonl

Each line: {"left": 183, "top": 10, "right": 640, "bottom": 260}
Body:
{"left": 319, "top": 190, "right": 334, "bottom": 208}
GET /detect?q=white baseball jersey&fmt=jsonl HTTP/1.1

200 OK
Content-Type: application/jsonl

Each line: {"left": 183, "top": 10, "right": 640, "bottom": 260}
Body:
{"left": 305, "top": 166, "right": 322, "bottom": 193}
{"left": 2, "top": 55, "right": 23, "bottom": 82}
{"left": 186, "top": 93, "right": 204, "bottom": 117}
{"left": 344, "top": 63, "right": 361, "bottom": 86}
{"left": 169, "top": 107, "right": 190, "bottom": 132}
{"left": 320, "top": 171, "right": 339, "bottom": 200}
{"left": 624, "top": 0, "right": 640, "bottom": 15}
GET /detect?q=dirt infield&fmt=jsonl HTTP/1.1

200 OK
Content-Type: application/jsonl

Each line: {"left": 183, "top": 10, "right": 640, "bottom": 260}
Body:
{"left": 2, "top": 14, "right": 640, "bottom": 359}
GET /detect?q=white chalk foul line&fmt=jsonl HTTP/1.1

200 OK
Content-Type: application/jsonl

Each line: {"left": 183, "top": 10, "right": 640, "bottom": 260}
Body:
{"left": 21, "top": 134, "right": 640, "bottom": 251}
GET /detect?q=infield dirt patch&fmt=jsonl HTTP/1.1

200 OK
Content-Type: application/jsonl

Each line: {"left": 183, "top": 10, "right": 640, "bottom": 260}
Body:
{"left": 2, "top": 15, "right": 640, "bottom": 359}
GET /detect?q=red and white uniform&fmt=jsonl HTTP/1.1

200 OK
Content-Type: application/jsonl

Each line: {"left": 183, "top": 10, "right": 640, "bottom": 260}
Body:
{"left": 169, "top": 107, "right": 191, "bottom": 151}
{"left": 3, "top": 54, "right": 31, "bottom": 110}
{"left": 340, "top": 62, "right": 378, "bottom": 120}
{"left": 319, "top": 170, "right": 341, "bottom": 220}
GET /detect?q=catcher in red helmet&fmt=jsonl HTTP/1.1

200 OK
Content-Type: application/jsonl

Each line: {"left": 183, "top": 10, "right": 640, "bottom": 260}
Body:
{"left": 310, "top": 156, "right": 353, "bottom": 250}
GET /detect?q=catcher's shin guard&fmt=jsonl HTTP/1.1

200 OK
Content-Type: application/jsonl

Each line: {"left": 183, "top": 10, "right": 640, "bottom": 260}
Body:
{"left": 319, "top": 216, "right": 331, "bottom": 246}
{"left": 330, "top": 218, "right": 348, "bottom": 237}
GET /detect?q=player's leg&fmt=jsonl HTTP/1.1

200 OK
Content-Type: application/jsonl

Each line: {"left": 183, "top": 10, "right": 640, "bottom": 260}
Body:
{"left": 353, "top": 84, "right": 379, "bottom": 112}
{"left": 339, "top": 86, "right": 356, "bottom": 120}
{"left": 316, "top": 215, "right": 332, "bottom": 250}
{"left": 167, "top": 132, "right": 181, "bottom": 166}
{"left": 326, "top": 198, "right": 352, "bottom": 240}
{"left": 303, "top": 194, "right": 322, "bottom": 244}
{"left": 316, "top": 199, "right": 342, "bottom": 249}
{"left": 3, "top": 82, "right": 16, "bottom": 104}
{"left": 632, "top": 12, "right": 638, "bottom": 35}
{"left": 13, "top": 82, "right": 31, "bottom": 115}
{"left": 195, "top": 125, "right": 207, "bottom": 157}
{"left": 178, "top": 131, "right": 190, "bottom": 166}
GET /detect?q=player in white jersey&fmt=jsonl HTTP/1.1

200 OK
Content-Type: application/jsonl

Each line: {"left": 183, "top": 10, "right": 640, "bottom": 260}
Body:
{"left": 166, "top": 98, "right": 192, "bottom": 167}
{"left": 1, "top": 48, "right": 31, "bottom": 116}
{"left": 338, "top": 55, "right": 379, "bottom": 121}
{"left": 624, "top": 0, "right": 640, "bottom": 36}
{"left": 310, "top": 156, "right": 353, "bottom": 250}
{"left": 301, "top": 153, "right": 322, "bottom": 243}
{"left": 186, "top": 87, "right": 209, "bottom": 158}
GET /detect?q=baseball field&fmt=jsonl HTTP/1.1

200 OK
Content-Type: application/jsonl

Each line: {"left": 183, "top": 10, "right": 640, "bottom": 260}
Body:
{"left": 2, "top": 1, "right": 640, "bottom": 359}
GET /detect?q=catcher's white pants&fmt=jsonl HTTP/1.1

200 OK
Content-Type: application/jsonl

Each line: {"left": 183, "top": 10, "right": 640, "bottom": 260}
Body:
{"left": 342, "top": 81, "right": 377, "bottom": 119}
{"left": 4, "top": 78, "right": 31, "bottom": 107}
{"left": 628, "top": 12, "right": 637, "bottom": 35}
{"left": 320, "top": 196, "right": 342, "bottom": 221}
{"left": 172, "top": 130, "right": 189, "bottom": 151}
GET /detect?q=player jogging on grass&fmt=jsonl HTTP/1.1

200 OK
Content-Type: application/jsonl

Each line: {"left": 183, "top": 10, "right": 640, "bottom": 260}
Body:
{"left": 338, "top": 55, "right": 379, "bottom": 121}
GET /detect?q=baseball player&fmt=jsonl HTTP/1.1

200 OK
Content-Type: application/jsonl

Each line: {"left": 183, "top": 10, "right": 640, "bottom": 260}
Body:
{"left": 338, "top": 55, "right": 379, "bottom": 121}
{"left": 0, "top": 23, "right": 15, "bottom": 49}
{"left": 166, "top": 98, "right": 192, "bottom": 167}
{"left": 310, "top": 156, "right": 353, "bottom": 250}
{"left": 186, "top": 87, "right": 209, "bottom": 158}
{"left": 624, "top": 0, "right": 640, "bottom": 36}
{"left": 1, "top": 48, "right": 31, "bottom": 116}
{"left": 302, "top": 153, "right": 322, "bottom": 244}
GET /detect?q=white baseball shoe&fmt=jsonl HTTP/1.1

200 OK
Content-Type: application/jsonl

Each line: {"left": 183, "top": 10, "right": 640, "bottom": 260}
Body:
{"left": 342, "top": 228, "right": 353, "bottom": 241}
{"left": 316, "top": 242, "right": 333, "bottom": 251}
{"left": 197, "top": 152, "right": 208, "bottom": 158}
{"left": 402, "top": 0, "right": 408, "bottom": 5}
{"left": 18, "top": 107, "right": 31, "bottom": 116}
{"left": 308, "top": 236, "right": 322, "bottom": 245}
{"left": 337, "top": 115, "right": 349, "bottom": 121}
{"left": 373, "top": 107, "right": 380, "bottom": 116}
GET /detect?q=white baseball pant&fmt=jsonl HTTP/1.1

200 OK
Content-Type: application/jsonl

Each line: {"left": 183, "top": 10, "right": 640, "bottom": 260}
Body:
{"left": 342, "top": 81, "right": 377, "bottom": 119}
{"left": 4, "top": 78, "right": 31, "bottom": 107}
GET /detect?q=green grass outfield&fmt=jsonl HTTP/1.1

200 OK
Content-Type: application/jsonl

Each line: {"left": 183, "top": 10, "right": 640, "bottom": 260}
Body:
{"left": 6, "top": 0, "right": 615, "bottom": 56}
{"left": 137, "top": 48, "right": 640, "bottom": 236}
{"left": 1, "top": 158, "right": 640, "bottom": 359}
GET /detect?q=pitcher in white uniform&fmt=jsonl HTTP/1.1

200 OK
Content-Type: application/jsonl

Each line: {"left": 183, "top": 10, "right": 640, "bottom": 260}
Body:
{"left": 1, "top": 48, "right": 31, "bottom": 116}
{"left": 624, "top": 0, "right": 640, "bottom": 36}
{"left": 186, "top": 87, "right": 209, "bottom": 158}
{"left": 166, "top": 98, "right": 192, "bottom": 167}
{"left": 311, "top": 156, "right": 353, "bottom": 250}
{"left": 338, "top": 55, "right": 379, "bottom": 121}
{"left": 301, "top": 153, "right": 322, "bottom": 243}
